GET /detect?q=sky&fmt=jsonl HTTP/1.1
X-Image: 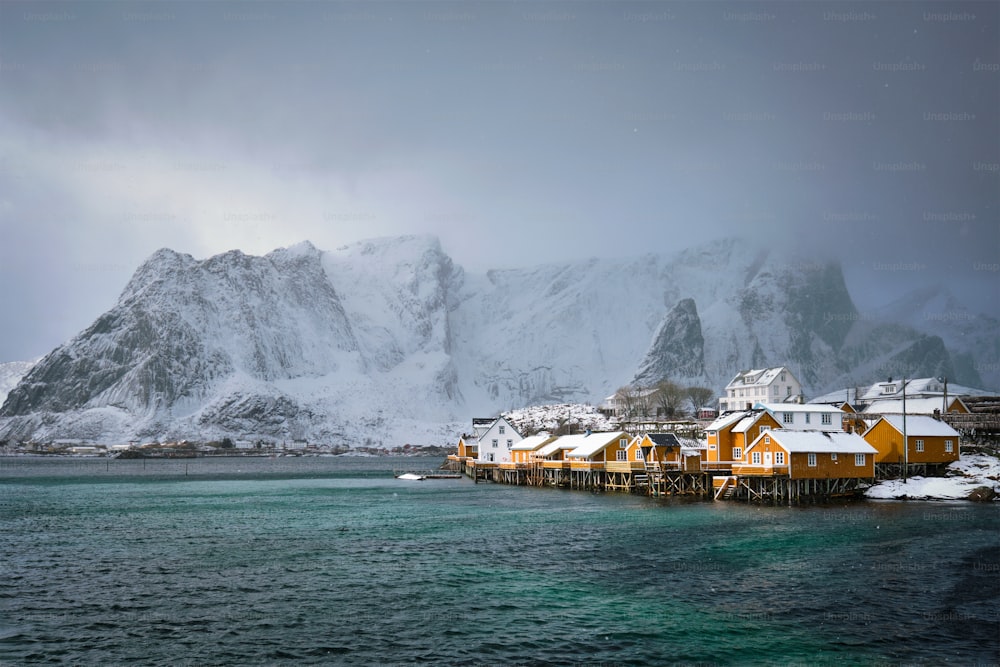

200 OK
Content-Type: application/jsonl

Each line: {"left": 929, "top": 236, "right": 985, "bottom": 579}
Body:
{"left": 0, "top": 0, "right": 997, "bottom": 362}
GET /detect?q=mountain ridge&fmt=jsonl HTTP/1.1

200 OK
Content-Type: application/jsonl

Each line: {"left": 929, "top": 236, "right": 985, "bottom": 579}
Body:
{"left": 1, "top": 235, "right": 995, "bottom": 445}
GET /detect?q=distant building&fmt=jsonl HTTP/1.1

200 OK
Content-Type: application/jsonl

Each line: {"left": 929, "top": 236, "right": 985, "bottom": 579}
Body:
{"left": 719, "top": 366, "right": 802, "bottom": 412}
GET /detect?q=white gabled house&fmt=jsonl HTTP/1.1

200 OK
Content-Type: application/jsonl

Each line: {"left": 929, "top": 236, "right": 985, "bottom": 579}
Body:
{"left": 754, "top": 402, "right": 844, "bottom": 432}
{"left": 475, "top": 416, "right": 523, "bottom": 464}
{"left": 720, "top": 366, "right": 802, "bottom": 412}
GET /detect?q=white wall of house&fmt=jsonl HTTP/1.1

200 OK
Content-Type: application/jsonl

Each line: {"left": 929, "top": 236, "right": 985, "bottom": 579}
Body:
{"left": 476, "top": 417, "right": 522, "bottom": 463}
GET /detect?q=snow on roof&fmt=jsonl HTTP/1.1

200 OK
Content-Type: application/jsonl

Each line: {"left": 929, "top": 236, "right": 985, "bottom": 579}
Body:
{"left": 725, "top": 367, "right": 791, "bottom": 389}
{"left": 537, "top": 434, "right": 595, "bottom": 457}
{"left": 757, "top": 402, "right": 840, "bottom": 414}
{"left": 732, "top": 414, "right": 764, "bottom": 433}
{"left": 706, "top": 411, "right": 750, "bottom": 431}
{"left": 862, "top": 397, "right": 964, "bottom": 415}
{"left": 565, "top": 431, "right": 631, "bottom": 459}
{"left": 510, "top": 433, "right": 556, "bottom": 451}
{"left": 751, "top": 430, "right": 877, "bottom": 454}
{"left": 870, "top": 414, "right": 960, "bottom": 438}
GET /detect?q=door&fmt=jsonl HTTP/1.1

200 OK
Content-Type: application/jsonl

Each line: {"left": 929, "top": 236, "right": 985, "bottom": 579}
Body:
{"left": 763, "top": 452, "right": 772, "bottom": 467}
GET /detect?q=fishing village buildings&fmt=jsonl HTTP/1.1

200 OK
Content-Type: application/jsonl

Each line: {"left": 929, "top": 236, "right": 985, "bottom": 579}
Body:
{"left": 448, "top": 368, "right": 996, "bottom": 503}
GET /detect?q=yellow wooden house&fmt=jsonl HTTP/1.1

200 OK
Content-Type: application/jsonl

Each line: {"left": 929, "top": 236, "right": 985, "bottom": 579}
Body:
{"left": 705, "top": 410, "right": 782, "bottom": 467}
{"left": 733, "top": 430, "right": 877, "bottom": 480}
{"left": 510, "top": 433, "right": 558, "bottom": 464}
{"left": 564, "top": 431, "right": 633, "bottom": 471}
{"left": 861, "top": 414, "right": 960, "bottom": 466}
{"left": 627, "top": 433, "right": 702, "bottom": 472}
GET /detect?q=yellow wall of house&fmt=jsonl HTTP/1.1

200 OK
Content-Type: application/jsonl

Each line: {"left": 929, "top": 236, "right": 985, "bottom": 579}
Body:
{"left": 863, "top": 420, "right": 959, "bottom": 464}
{"left": 739, "top": 438, "right": 874, "bottom": 479}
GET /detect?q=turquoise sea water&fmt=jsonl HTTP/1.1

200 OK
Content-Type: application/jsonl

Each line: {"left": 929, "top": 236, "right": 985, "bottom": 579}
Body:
{"left": 1, "top": 456, "right": 997, "bottom": 666}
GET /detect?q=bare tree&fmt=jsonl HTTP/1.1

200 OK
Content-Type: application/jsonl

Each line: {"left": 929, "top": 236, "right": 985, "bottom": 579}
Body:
{"left": 654, "top": 380, "right": 688, "bottom": 419}
{"left": 686, "top": 386, "right": 715, "bottom": 415}
{"left": 614, "top": 385, "right": 640, "bottom": 420}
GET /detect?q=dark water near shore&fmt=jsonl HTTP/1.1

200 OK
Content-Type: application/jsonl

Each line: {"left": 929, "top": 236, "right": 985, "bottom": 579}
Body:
{"left": 1, "top": 456, "right": 997, "bottom": 665}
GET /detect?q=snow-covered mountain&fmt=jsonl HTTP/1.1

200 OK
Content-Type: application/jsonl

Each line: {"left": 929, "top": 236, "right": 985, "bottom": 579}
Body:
{"left": 0, "top": 360, "right": 36, "bottom": 407}
{"left": 0, "top": 235, "right": 994, "bottom": 446}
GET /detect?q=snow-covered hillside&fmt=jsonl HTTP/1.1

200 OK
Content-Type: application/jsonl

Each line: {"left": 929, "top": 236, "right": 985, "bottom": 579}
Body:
{"left": 0, "top": 235, "right": 994, "bottom": 446}
{"left": 0, "top": 360, "right": 35, "bottom": 407}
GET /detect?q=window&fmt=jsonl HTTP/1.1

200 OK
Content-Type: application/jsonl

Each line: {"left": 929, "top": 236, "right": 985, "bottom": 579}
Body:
{"left": 783, "top": 412, "right": 793, "bottom": 424}
{"left": 945, "top": 440, "right": 954, "bottom": 453}
{"left": 805, "top": 413, "right": 811, "bottom": 424}
{"left": 760, "top": 425, "right": 771, "bottom": 434}
{"left": 821, "top": 413, "right": 832, "bottom": 425}
{"left": 807, "top": 453, "right": 817, "bottom": 467}
{"left": 709, "top": 444, "right": 717, "bottom": 450}
{"left": 752, "top": 451, "right": 761, "bottom": 465}
{"left": 506, "top": 439, "right": 513, "bottom": 449}
{"left": 499, "top": 425, "right": 505, "bottom": 435}
{"left": 883, "top": 384, "right": 895, "bottom": 394}
{"left": 733, "top": 447, "right": 743, "bottom": 459}
{"left": 831, "top": 453, "right": 838, "bottom": 462}
{"left": 616, "top": 449, "right": 627, "bottom": 461}
{"left": 775, "top": 451, "right": 785, "bottom": 465}
{"left": 786, "top": 386, "right": 792, "bottom": 397}
{"left": 780, "top": 372, "right": 786, "bottom": 382}
{"left": 636, "top": 449, "right": 643, "bottom": 461}
{"left": 620, "top": 438, "right": 628, "bottom": 448}
{"left": 915, "top": 439, "right": 925, "bottom": 452}
{"left": 855, "top": 453, "right": 865, "bottom": 466}
{"left": 764, "top": 435, "right": 770, "bottom": 444}
{"left": 492, "top": 439, "right": 498, "bottom": 448}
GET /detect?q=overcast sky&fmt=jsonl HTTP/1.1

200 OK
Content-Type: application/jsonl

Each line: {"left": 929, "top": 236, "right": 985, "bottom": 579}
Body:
{"left": 1, "top": 1, "right": 997, "bottom": 362}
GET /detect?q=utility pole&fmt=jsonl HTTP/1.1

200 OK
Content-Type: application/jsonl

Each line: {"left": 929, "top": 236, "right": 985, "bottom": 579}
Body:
{"left": 902, "top": 375, "right": 908, "bottom": 483}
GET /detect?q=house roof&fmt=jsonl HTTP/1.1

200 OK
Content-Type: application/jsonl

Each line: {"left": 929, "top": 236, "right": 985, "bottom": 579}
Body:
{"left": 706, "top": 411, "right": 751, "bottom": 431}
{"left": 756, "top": 402, "right": 841, "bottom": 414}
{"left": 862, "top": 397, "right": 967, "bottom": 415}
{"left": 644, "top": 433, "right": 681, "bottom": 447}
{"left": 565, "top": 431, "right": 631, "bottom": 459}
{"left": 751, "top": 430, "right": 877, "bottom": 454}
{"left": 867, "top": 414, "right": 960, "bottom": 438}
{"left": 811, "top": 378, "right": 992, "bottom": 405}
{"left": 510, "top": 433, "right": 556, "bottom": 451}
{"left": 725, "top": 366, "right": 794, "bottom": 389}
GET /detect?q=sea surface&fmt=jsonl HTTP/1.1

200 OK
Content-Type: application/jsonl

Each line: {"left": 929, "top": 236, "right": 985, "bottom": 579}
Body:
{"left": 1, "top": 456, "right": 997, "bottom": 666}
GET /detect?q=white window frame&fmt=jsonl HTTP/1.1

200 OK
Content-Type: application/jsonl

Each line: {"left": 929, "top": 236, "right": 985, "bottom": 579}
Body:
{"left": 506, "top": 439, "right": 513, "bottom": 449}
{"left": 775, "top": 451, "right": 785, "bottom": 465}
{"left": 805, "top": 413, "right": 811, "bottom": 424}
{"left": 831, "top": 453, "right": 837, "bottom": 462}
{"left": 807, "top": 453, "right": 817, "bottom": 467}
{"left": 733, "top": 447, "right": 743, "bottom": 460}
{"left": 492, "top": 439, "right": 498, "bottom": 448}
{"left": 499, "top": 425, "right": 505, "bottom": 435}
{"left": 635, "top": 448, "right": 643, "bottom": 461}
{"left": 760, "top": 425, "right": 771, "bottom": 435}
{"left": 855, "top": 453, "right": 865, "bottom": 466}
{"left": 616, "top": 449, "right": 627, "bottom": 461}
{"left": 915, "top": 439, "right": 925, "bottom": 452}
{"left": 783, "top": 413, "right": 793, "bottom": 424}
{"left": 822, "top": 413, "right": 832, "bottom": 425}
{"left": 944, "top": 440, "right": 953, "bottom": 453}
{"left": 751, "top": 451, "right": 761, "bottom": 465}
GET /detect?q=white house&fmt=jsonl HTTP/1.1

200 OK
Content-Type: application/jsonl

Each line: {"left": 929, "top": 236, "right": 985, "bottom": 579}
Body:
{"left": 755, "top": 402, "right": 844, "bottom": 432}
{"left": 476, "top": 416, "right": 523, "bottom": 464}
{"left": 719, "top": 366, "right": 802, "bottom": 412}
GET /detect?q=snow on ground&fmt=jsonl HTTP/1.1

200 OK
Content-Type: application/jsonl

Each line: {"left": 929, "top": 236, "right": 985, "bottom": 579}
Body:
{"left": 503, "top": 403, "right": 614, "bottom": 436}
{"left": 865, "top": 454, "right": 1000, "bottom": 500}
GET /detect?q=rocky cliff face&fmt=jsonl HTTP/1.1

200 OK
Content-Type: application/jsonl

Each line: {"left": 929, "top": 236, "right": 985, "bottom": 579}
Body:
{"left": 0, "top": 236, "right": 990, "bottom": 445}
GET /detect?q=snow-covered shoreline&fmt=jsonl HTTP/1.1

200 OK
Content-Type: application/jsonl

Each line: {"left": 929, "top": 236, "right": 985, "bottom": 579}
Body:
{"left": 865, "top": 453, "right": 1000, "bottom": 501}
